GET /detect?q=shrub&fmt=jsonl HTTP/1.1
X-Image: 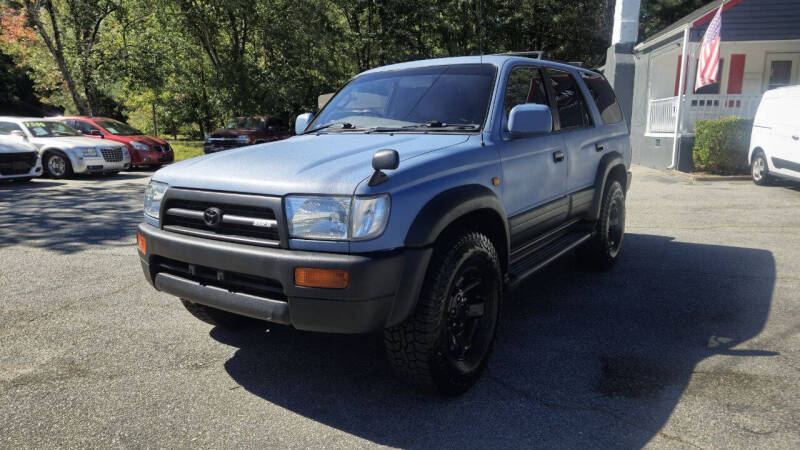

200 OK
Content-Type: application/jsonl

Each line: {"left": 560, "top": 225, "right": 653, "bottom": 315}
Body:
{"left": 692, "top": 117, "right": 752, "bottom": 174}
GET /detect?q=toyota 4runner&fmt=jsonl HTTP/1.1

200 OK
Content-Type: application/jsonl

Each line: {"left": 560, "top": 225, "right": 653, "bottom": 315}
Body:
{"left": 137, "top": 56, "right": 631, "bottom": 395}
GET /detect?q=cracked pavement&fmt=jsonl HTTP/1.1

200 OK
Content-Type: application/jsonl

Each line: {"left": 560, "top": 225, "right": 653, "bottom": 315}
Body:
{"left": 1, "top": 166, "right": 799, "bottom": 448}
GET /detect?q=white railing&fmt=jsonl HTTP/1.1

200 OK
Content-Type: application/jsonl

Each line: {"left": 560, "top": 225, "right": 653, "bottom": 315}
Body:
{"left": 647, "top": 94, "right": 763, "bottom": 134}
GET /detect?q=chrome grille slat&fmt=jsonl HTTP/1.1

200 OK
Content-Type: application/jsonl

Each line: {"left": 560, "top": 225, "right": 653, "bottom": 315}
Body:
{"left": 100, "top": 147, "right": 124, "bottom": 162}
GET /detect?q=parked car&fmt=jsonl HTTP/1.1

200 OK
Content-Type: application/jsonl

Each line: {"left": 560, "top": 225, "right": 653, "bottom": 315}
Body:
{"left": 203, "top": 116, "right": 290, "bottom": 154}
{"left": 137, "top": 56, "right": 631, "bottom": 395}
{"left": 0, "top": 117, "right": 130, "bottom": 179}
{"left": 750, "top": 85, "right": 800, "bottom": 185}
{"left": 0, "top": 135, "right": 42, "bottom": 182}
{"left": 60, "top": 116, "right": 174, "bottom": 169}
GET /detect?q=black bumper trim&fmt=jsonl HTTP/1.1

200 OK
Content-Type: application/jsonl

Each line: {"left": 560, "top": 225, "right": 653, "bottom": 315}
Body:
{"left": 155, "top": 272, "right": 291, "bottom": 324}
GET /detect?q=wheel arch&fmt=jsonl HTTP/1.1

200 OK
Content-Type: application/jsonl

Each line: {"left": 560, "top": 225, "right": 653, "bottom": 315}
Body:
{"left": 41, "top": 147, "right": 77, "bottom": 167}
{"left": 589, "top": 152, "right": 628, "bottom": 221}
{"left": 404, "top": 184, "right": 510, "bottom": 271}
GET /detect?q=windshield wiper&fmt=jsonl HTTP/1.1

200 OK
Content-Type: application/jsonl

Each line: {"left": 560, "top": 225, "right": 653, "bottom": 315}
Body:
{"left": 305, "top": 122, "right": 356, "bottom": 134}
{"left": 368, "top": 122, "right": 480, "bottom": 133}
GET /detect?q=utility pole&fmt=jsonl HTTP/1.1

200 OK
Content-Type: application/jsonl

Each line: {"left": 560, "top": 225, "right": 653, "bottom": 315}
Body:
{"left": 605, "top": 0, "right": 641, "bottom": 127}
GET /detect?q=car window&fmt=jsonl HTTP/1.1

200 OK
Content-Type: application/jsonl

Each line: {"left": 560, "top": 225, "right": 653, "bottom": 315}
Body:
{"left": 71, "top": 120, "right": 98, "bottom": 135}
{"left": 546, "top": 69, "right": 592, "bottom": 130}
{"left": 0, "top": 121, "right": 24, "bottom": 135}
{"left": 95, "top": 119, "right": 142, "bottom": 136}
{"left": 503, "top": 66, "right": 552, "bottom": 131}
{"left": 581, "top": 73, "right": 623, "bottom": 125}
{"left": 22, "top": 121, "right": 81, "bottom": 137}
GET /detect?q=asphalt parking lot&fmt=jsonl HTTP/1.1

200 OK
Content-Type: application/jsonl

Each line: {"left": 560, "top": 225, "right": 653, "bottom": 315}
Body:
{"left": 1, "top": 166, "right": 799, "bottom": 448}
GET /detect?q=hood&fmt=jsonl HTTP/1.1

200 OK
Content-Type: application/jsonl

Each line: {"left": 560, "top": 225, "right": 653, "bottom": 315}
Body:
{"left": 129, "top": 135, "right": 168, "bottom": 146}
{"left": 210, "top": 128, "right": 257, "bottom": 138}
{"left": 155, "top": 133, "right": 470, "bottom": 196}
{"left": 0, "top": 137, "right": 36, "bottom": 153}
{"left": 29, "top": 136, "right": 125, "bottom": 149}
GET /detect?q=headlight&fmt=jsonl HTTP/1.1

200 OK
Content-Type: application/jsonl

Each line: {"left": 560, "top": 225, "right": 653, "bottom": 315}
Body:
{"left": 143, "top": 180, "right": 168, "bottom": 219}
{"left": 132, "top": 141, "right": 149, "bottom": 151}
{"left": 237, "top": 135, "right": 249, "bottom": 142}
{"left": 79, "top": 147, "right": 98, "bottom": 157}
{"left": 285, "top": 194, "right": 390, "bottom": 241}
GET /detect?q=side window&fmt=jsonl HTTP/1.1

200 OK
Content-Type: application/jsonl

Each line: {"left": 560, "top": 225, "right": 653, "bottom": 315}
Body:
{"left": 0, "top": 121, "right": 24, "bottom": 135}
{"left": 503, "top": 66, "right": 550, "bottom": 130}
{"left": 581, "top": 73, "right": 623, "bottom": 125}
{"left": 72, "top": 120, "right": 95, "bottom": 135}
{"left": 546, "top": 69, "right": 592, "bottom": 130}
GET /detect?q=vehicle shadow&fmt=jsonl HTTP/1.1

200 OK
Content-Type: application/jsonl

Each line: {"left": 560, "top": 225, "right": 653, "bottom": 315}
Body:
{"left": 211, "top": 233, "right": 776, "bottom": 447}
{"left": 0, "top": 181, "right": 143, "bottom": 253}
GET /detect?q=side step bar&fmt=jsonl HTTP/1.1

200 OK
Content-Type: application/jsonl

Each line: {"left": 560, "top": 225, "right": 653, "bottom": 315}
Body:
{"left": 506, "top": 231, "right": 594, "bottom": 290}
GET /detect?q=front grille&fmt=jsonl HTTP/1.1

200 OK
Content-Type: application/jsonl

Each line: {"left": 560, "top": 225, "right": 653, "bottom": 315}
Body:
{"left": 0, "top": 152, "right": 37, "bottom": 175}
{"left": 206, "top": 139, "right": 242, "bottom": 150}
{"left": 101, "top": 148, "right": 123, "bottom": 162}
{"left": 162, "top": 198, "right": 280, "bottom": 246}
{"left": 153, "top": 256, "right": 286, "bottom": 300}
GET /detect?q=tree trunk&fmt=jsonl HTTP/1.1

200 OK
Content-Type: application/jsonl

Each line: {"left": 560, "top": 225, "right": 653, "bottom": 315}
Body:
{"left": 152, "top": 103, "right": 158, "bottom": 136}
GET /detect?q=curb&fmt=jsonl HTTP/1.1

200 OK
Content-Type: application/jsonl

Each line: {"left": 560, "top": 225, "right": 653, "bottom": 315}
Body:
{"left": 668, "top": 170, "right": 751, "bottom": 182}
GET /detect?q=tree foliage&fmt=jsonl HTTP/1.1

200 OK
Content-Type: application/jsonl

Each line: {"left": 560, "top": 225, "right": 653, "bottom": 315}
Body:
{"left": 1, "top": 0, "right": 709, "bottom": 135}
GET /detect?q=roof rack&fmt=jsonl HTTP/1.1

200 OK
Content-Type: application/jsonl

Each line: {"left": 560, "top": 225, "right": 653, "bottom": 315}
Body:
{"left": 498, "top": 51, "right": 545, "bottom": 59}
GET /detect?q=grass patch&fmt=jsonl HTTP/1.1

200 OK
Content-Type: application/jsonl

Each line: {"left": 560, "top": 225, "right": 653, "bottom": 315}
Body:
{"left": 171, "top": 141, "right": 205, "bottom": 161}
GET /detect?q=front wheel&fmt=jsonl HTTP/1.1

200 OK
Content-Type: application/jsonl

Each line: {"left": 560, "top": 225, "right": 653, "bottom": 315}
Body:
{"left": 751, "top": 151, "right": 773, "bottom": 186}
{"left": 578, "top": 180, "right": 626, "bottom": 270}
{"left": 384, "top": 231, "right": 502, "bottom": 396}
{"left": 44, "top": 153, "right": 73, "bottom": 179}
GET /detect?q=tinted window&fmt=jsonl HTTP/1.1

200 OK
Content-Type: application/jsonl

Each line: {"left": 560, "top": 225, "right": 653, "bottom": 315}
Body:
{"left": 96, "top": 119, "right": 142, "bottom": 135}
{"left": 0, "top": 121, "right": 24, "bottom": 134}
{"left": 503, "top": 67, "right": 551, "bottom": 130}
{"left": 71, "top": 120, "right": 99, "bottom": 135}
{"left": 581, "top": 73, "right": 623, "bottom": 124}
{"left": 310, "top": 64, "right": 496, "bottom": 131}
{"left": 546, "top": 69, "right": 592, "bottom": 130}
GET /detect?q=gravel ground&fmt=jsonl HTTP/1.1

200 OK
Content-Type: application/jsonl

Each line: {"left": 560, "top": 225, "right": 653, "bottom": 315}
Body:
{"left": 1, "top": 166, "right": 798, "bottom": 448}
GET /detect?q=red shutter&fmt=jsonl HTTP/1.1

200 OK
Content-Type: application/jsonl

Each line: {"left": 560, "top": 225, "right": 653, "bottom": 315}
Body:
{"left": 727, "top": 54, "right": 746, "bottom": 94}
{"left": 674, "top": 55, "right": 689, "bottom": 96}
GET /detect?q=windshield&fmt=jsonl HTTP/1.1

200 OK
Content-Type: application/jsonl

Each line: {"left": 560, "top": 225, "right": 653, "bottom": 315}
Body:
{"left": 308, "top": 64, "right": 496, "bottom": 132}
{"left": 23, "top": 121, "right": 80, "bottom": 137}
{"left": 225, "top": 117, "right": 264, "bottom": 129}
{"left": 96, "top": 119, "right": 142, "bottom": 136}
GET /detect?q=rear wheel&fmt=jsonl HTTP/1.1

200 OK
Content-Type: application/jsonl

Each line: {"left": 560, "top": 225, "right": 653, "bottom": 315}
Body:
{"left": 384, "top": 231, "right": 502, "bottom": 396}
{"left": 44, "top": 152, "right": 73, "bottom": 179}
{"left": 751, "top": 151, "right": 773, "bottom": 186}
{"left": 180, "top": 300, "right": 249, "bottom": 328}
{"left": 578, "top": 180, "right": 626, "bottom": 270}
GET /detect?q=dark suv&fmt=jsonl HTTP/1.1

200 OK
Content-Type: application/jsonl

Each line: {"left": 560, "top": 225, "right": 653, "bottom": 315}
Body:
{"left": 138, "top": 56, "right": 631, "bottom": 395}
{"left": 203, "top": 116, "right": 290, "bottom": 154}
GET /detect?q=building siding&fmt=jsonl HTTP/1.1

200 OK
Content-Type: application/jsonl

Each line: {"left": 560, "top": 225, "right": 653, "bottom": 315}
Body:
{"left": 691, "top": 0, "right": 800, "bottom": 42}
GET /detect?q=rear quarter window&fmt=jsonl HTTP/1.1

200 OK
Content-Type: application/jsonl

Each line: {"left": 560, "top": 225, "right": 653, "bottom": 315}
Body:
{"left": 581, "top": 73, "right": 624, "bottom": 125}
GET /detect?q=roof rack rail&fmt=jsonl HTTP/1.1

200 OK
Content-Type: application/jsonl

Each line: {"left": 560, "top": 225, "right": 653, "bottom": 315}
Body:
{"left": 498, "top": 51, "right": 545, "bottom": 59}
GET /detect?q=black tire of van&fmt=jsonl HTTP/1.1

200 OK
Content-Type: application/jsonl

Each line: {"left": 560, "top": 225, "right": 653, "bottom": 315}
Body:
{"left": 180, "top": 299, "right": 249, "bottom": 328}
{"left": 751, "top": 151, "right": 773, "bottom": 186}
{"left": 384, "top": 231, "right": 502, "bottom": 396}
{"left": 578, "top": 180, "right": 626, "bottom": 270}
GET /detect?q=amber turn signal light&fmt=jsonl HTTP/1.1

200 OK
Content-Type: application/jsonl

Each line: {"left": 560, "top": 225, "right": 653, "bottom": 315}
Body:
{"left": 294, "top": 268, "right": 349, "bottom": 289}
{"left": 137, "top": 234, "right": 146, "bottom": 254}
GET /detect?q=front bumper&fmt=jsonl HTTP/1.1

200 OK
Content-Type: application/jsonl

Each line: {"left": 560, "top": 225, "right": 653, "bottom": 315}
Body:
{"left": 137, "top": 223, "right": 431, "bottom": 333}
{"left": 72, "top": 155, "right": 131, "bottom": 173}
{"left": 132, "top": 149, "right": 174, "bottom": 166}
{"left": 0, "top": 163, "right": 42, "bottom": 180}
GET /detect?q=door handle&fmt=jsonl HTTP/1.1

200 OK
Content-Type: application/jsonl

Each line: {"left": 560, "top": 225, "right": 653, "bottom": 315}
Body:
{"left": 553, "top": 150, "right": 565, "bottom": 163}
{"left": 596, "top": 144, "right": 605, "bottom": 152}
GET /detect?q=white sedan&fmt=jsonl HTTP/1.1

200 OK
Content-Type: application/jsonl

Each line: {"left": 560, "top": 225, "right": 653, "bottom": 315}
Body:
{"left": 0, "top": 135, "right": 42, "bottom": 182}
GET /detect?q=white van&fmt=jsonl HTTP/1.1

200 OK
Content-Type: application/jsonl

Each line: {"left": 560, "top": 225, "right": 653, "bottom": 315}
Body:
{"left": 749, "top": 86, "right": 800, "bottom": 185}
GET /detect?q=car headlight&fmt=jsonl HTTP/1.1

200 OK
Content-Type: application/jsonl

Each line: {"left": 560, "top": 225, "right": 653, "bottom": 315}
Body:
{"left": 132, "top": 141, "right": 149, "bottom": 152}
{"left": 237, "top": 135, "right": 249, "bottom": 142}
{"left": 79, "top": 147, "right": 98, "bottom": 157}
{"left": 285, "top": 194, "right": 390, "bottom": 241}
{"left": 143, "top": 180, "right": 168, "bottom": 219}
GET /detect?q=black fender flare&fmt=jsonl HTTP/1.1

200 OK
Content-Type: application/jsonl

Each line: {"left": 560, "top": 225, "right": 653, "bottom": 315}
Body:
{"left": 404, "top": 184, "right": 509, "bottom": 255}
{"left": 589, "top": 152, "right": 628, "bottom": 221}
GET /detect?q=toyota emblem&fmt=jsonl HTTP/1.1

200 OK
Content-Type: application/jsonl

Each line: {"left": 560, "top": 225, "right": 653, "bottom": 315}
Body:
{"left": 203, "top": 207, "right": 223, "bottom": 227}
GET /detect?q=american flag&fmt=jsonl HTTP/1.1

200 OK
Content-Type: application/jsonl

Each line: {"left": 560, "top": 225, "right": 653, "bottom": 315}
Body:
{"left": 695, "top": 4, "right": 723, "bottom": 91}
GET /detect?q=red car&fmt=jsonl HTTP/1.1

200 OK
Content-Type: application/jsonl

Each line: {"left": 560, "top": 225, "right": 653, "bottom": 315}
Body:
{"left": 60, "top": 117, "right": 174, "bottom": 169}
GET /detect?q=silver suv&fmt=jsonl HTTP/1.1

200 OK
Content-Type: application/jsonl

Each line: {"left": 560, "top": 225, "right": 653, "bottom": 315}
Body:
{"left": 0, "top": 117, "right": 130, "bottom": 178}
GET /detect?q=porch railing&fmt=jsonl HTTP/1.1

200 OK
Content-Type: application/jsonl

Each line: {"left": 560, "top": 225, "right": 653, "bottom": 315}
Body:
{"left": 647, "top": 94, "right": 762, "bottom": 134}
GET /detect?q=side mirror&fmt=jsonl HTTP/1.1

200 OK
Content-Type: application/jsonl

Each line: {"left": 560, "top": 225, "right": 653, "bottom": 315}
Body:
{"left": 369, "top": 149, "right": 399, "bottom": 187}
{"left": 508, "top": 104, "right": 552, "bottom": 138}
{"left": 10, "top": 130, "right": 27, "bottom": 140}
{"left": 90, "top": 129, "right": 103, "bottom": 137}
{"left": 294, "top": 113, "right": 313, "bottom": 135}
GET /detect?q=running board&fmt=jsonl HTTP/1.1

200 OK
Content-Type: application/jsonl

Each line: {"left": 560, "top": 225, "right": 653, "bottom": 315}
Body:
{"left": 506, "top": 231, "right": 594, "bottom": 289}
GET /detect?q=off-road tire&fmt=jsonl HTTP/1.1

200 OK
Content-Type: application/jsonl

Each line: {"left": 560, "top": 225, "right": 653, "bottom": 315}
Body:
{"left": 751, "top": 151, "right": 773, "bottom": 186}
{"left": 180, "top": 299, "right": 248, "bottom": 328}
{"left": 384, "top": 231, "right": 502, "bottom": 396}
{"left": 578, "top": 179, "right": 626, "bottom": 270}
{"left": 44, "top": 152, "right": 73, "bottom": 179}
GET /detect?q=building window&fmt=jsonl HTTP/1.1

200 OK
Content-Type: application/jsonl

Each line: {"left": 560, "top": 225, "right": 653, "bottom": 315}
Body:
{"left": 695, "top": 58, "right": 725, "bottom": 95}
